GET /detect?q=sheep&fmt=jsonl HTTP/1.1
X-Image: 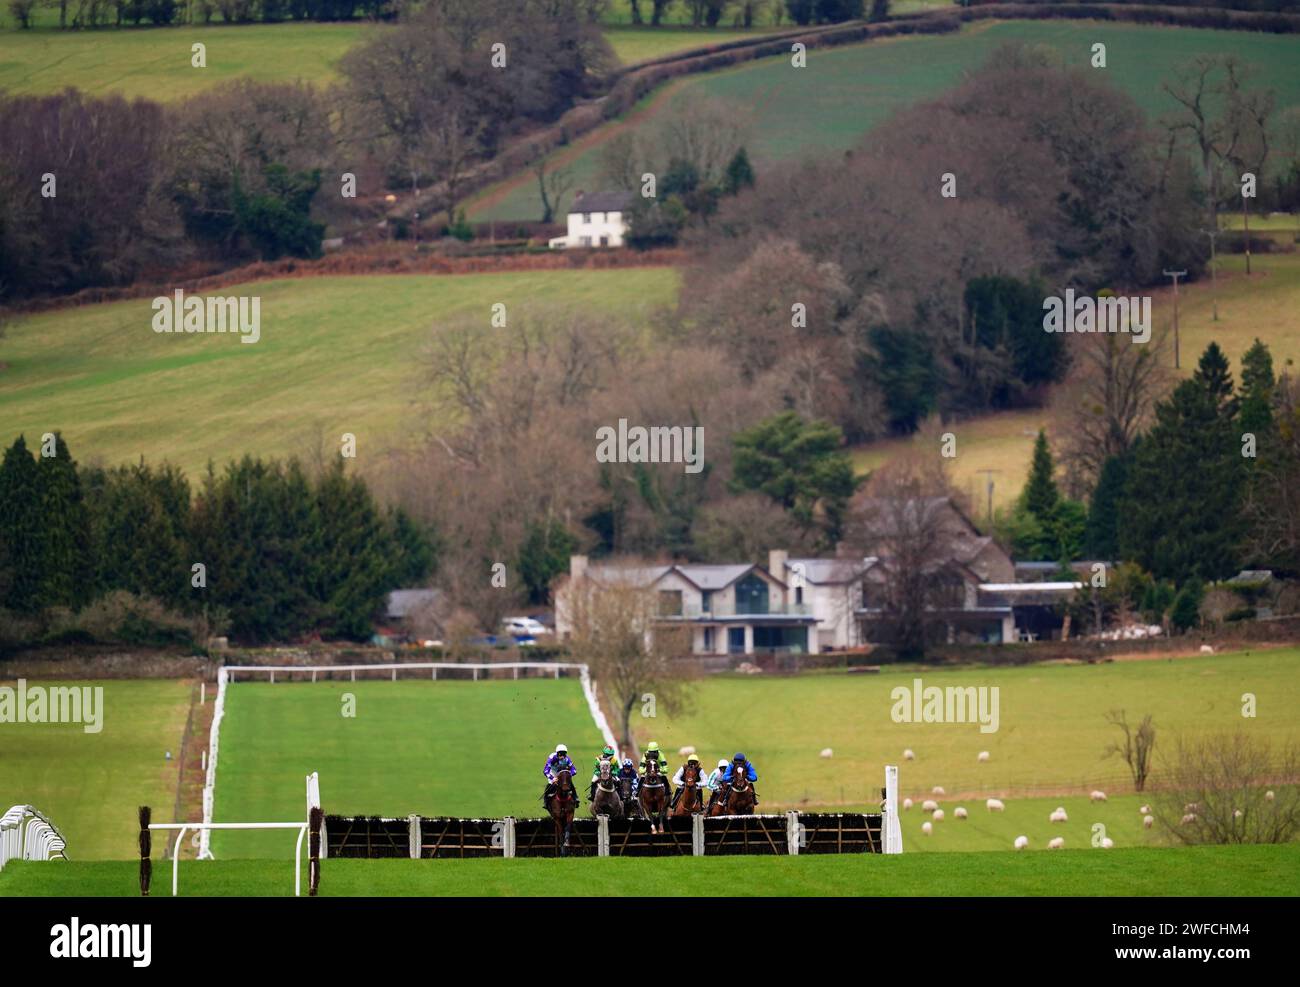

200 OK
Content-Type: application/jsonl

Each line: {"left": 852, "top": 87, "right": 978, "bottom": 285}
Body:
{"left": 679, "top": 746, "right": 696, "bottom": 757}
{"left": 1139, "top": 804, "right": 1151, "bottom": 815}
{"left": 986, "top": 798, "right": 1005, "bottom": 812}
{"left": 1014, "top": 835, "right": 1029, "bottom": 850}
{"left": 1100, "top": 837, "right": 1114, "bottom": 849}
{"left": 954, "top": 807, "right": 968, "bottom": 820}
{"left": 903, "top": 798, "right": 913, "bottom": 811}
{"left": 819, "top": 748, "right": 834, "bottom": 759}
{"left": 932, "top": 786, "right": 946, "bottom": 796}
{"left": 1048, "top": 837, "right": 1065, "bottom": 849}
{"left": 1181, "top": 813, "right": 1197, "bottom": 826}
{"left": 1266, "top": 790, "right": 1276, "bottom": 802}
{"left": 903, "top": 748, "right": 915, "bottom": 761}
{"left": 932, "top": 809, "right": 945, "bottom": 822}
{"left": 1199, "top": 644, "right": 1214, "bottom": 654}
{"left": 1234, "top": 809, "right": 1244, "bottom": 819}
{"left": 1184, "top": 802, "right": 1200, "bottom": 814}
{"left": 977, "top": 751, "right": 990, "bottom": 763}
{"left": 1143, "top": 815, "right": 1154, "bottom": 829}
{"left": 1049, "top": 807, "right": 1068, "bottom": 823}
{"left": 922, "top": 799, "right": 939, "bottom": 813}
{"left": 1089, "top": 790, "right": 1107, "bottom": 803}
{"left": 921, "top": 821, "right": 933, "bottom": 836}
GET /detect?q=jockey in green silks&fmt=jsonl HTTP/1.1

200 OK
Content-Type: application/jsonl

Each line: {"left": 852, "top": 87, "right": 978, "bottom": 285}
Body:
{"left": 589, "top": 744, "right": 618, "bottom": 801}
{"left": 638, "top": 741, "right": 672, "bottom": 801}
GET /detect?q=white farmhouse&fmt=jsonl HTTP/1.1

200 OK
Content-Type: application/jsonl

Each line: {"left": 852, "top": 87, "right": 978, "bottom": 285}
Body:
{"left": 548, "top": 190, "right": 633, "bottom": 249}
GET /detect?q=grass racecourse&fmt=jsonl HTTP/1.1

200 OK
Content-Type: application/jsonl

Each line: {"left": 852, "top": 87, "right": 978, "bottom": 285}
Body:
{"left": 3, "top": 845, "right": 1295, "bottom": 896}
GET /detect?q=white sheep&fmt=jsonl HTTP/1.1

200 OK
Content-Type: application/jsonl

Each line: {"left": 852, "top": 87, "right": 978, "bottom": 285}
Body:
{"left": 932, "top": 808, "right": 945, "bottom": 822}
{"left": 921, "top": 821, "right": 933, "bottom": 836}
{"left": 1050, "top": 807, "right": 1068, "bottom": 823}
{"left": 903, "top": 798, "right": 913, "bottom": 811}
{"left": 977, "top": 751, "right": 990, "bottom": 762}
{"left": 1048, "top": 837, "right": 1065, "bottom": 849}
{"left": 1100, "top": 837, "right": 1114, "bottom": 849}
{"left": 1143, "top": 815, "right": 1154, "bottom": 829}
{"left": 1089, "top": 790, "right": 1107, "bottom": 803}
{"left": 903, "top": 749, "right": 915, "bottom": 761}
{"left": 1199, "top": 644, "right": 1214, "bottom": 654}
{"left": 679, "top": 745, "right": 696, "bottom": 757}
{"left": 954, "top": 806, "right": 968, "bottom": 820}
{"left": 1233, "top": 809, "right": 1244, "bottom": 819}
{"left": 1181, "top": 813, "right": 1197, "bottom": 825}
{"left": 1139, "top": 804, "right": 1151, "bottom": 815}
{"left": 1266, "top": 790, "right": 1276, "bottom": 802}
{"left": 1184, "top": 802, "right": 1200, "bottom": 814}
{"left": 1014, "top": 835, "right": 1029, "bottom": 850}
{"left": 819, "top": 748, "right": 833, "bottom": 759}
{"left": 931, "top": 786, "right": 946, "bottom": 796}
{"left": 986, "top": 798, "right": 1005, "bottom": 812}
{"left": 922, "top": 799, "right": 939, "bottom": 813}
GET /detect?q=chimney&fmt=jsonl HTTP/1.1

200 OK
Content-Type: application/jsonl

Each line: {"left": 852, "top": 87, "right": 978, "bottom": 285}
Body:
{"left": 571, "top": 554, "right": 588, "bottom": 582}
{"left": 768, "top": 549, "right": 788, "bottom": 580}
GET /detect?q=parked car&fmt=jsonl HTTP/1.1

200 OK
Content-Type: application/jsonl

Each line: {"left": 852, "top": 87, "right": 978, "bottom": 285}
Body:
{"left": 502, "top": 617, "right": 548, "bottom": 636}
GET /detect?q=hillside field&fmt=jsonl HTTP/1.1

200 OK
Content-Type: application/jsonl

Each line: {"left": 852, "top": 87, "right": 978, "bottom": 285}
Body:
{"left": 469, "top": 20, "right": 1300, "bottom": 222}
{"left": 0, "top": 268, "right": 677, "bottom": 476}
{"left": 3, "top": 844, "right": 1295, "bottom": 896}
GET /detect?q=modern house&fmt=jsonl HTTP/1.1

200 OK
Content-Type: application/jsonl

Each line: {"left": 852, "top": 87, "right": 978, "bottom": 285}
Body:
{"left": 548, "top": 190, "right": 633, "bottom": 249}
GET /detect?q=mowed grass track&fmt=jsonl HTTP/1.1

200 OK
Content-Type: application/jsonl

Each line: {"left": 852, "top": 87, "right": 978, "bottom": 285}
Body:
{"left": 633, "top": 649, "right": 1300, "bottom": 812}
{"left": 0, "top": 679, "right": 191, "bottom": 860}
{"left": 0, "top": 268, "right": 677, "bottom": 475}
{"left": 0, "top": 21, "right": 765, "bottom": 99}
{"left": 211, "top": 678, "right": 604, "bottom": 858}
{"left": 470, "top": 20, "right": 1300, "bottom": 222}
{"left": 3, "top": 844, "right": 1295, "bottom": 896}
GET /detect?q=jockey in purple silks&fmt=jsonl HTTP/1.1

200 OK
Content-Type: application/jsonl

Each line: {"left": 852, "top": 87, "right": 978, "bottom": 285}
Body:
{"left": 543, "top": 744, "right": 580, "bottom": 809}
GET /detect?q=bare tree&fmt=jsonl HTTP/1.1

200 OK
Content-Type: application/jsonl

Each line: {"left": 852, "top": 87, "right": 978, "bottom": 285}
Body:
{"left": 535, "top": 157, "right": 575, "bottom": 224}
{"left": 1103, "top": 709, "right": 1156, "bottom": 793}
{"left": 1152, "top": 732, "right": 1300, "bottom": 845}
{"left": 560, "top": 573, "right": 689, "bottom": 752}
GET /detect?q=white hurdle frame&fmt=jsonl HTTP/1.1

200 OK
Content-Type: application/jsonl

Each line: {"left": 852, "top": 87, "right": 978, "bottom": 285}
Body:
{"left": 1, "top": 805, "right": 68, "bottom": 870}
{"left": 150, "top": 822, "right": 308, "bottom": 897}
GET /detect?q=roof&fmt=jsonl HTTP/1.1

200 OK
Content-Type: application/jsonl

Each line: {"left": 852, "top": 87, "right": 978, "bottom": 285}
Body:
{"left": 570, "top": 190, "right": 634, "bottom": 214}
{"left": 385, "top": 589, "right": 441, "bottom": 619}
{"left": 675, "top": 564, "right": 757, "bottom": 590}
{"left": 785, "top": 558, "right": 874, "bottom": 584}
{"left": 586, "top": 562, "right": 766, "bottom": 591}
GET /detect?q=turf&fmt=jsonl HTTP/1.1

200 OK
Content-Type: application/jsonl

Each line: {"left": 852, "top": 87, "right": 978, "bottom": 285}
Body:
{"left": 469, "top": 20, "right": 1300, "bottom": 222}
{"left": 2, "top": 844, "right": 1295, "bottom": 896}
{"left": 211, "top": 678, "right": 605, "bottom": 858}
{"left": 0, "top": 268, "right": 678, "bottom": 476}
{"left": 0, "top": 679, "right": 191, "bottom": 860}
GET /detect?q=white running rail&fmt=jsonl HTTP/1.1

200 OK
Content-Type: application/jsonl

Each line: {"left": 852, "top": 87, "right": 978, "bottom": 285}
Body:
{"left": 1, "top": 805, "right": 68, "bottom": 870}
{"left": 200, "top": 662, "right": 621, "bottom": 859}
{"left": 151, "top": 821, "right": 307, "bottom": 896}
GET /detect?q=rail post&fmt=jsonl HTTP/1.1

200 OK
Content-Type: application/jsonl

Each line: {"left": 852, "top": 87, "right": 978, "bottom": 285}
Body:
{"left": 786, "top": 811, "right": 800, "bottom": 855}
{"left": 692, "top": 813, "right": 704, "bottom": 856}
{"left": 408, "top": 814, "right": 421, "bottom": 859}
{"left": 597, "top": 815, "right": 609, "bottom": 857}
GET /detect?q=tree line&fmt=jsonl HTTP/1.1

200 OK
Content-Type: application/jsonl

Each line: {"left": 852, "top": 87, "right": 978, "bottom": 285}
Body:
{"left": 0, "top": 434, "right": 434, "bottom": 650}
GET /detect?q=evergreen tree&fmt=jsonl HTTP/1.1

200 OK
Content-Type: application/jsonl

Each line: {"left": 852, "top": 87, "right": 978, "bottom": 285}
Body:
{"left": 1119, "top": 345, "right": 1245, "bottom": 582}
{"left": 518, "top": 518, "right": 578, "bottom": 605}
{"left": 1021, "top": 429, "right": 1060, "bottom": 523}
{"left": 1239, "top": 338, "right": 1276, "bottom": 439}
{"left": 723, "top": 147, "right": 756, "bottom": 196}
{"left": 35, "top": 433, "right": 92, "bottom": 608}
{"left": 0, "top": 436, "right": 44, "bottom": 612}
{"left": 1170, "top": 579, "right": 1204, "bottom": 633}
{"left": 1085, "top": 450, "right": 1132, "bottom": 559}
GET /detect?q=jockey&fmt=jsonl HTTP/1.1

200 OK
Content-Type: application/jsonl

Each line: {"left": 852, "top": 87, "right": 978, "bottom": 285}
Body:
{"left": 639, "top": 741, "right": 672, "bottom": 799}
{"left": 543, "top": 744, "right": 580, "bottom": 808}
{"left": 589, "top": 744, "right": 618, "bottom": 800}
{"left": 724, "top": 752, "right": 759, "bottom": 806}
{"left": 616, "top": 757, "right": 640, "bottom": 800}
{"left": 705, "top": 758, "right": 729, "bottom": 813}
{"left": 669, "top": 753, "right": 704, "bottom": 810}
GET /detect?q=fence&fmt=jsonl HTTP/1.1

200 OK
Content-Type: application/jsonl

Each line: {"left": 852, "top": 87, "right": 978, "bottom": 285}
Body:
{"left": 0, "top": 805, "right": 68, "bottom": 871}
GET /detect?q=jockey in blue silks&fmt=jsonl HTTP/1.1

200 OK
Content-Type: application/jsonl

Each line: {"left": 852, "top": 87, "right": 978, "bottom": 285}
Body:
{"left": 723, "top": 752, "right": 759, "bottom": 806}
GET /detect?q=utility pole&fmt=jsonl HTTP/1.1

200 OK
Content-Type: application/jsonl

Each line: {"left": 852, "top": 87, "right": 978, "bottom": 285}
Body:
{"left": 975, "top": 469, "right": 1001, "bottom": 525}
{"left": 1242, "top": 192, "right": 1253, "bottom": 275}
{"left": 1201, "top": 229, "right": 1221, "bottom": 322}
{"left": 1163, "top": 269, "right": 1188, "bottom": 370}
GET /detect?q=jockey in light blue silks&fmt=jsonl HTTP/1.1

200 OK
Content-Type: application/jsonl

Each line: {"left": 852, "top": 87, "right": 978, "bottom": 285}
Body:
{"left": 723, "top": 752, "right": 759, "bottom": 807}
{"left": 543, "top": 744, "right": 580, "bottom": 810}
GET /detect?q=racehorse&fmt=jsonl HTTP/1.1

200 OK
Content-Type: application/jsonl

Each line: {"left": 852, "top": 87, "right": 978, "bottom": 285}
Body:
{"left": 547, "top": 767, "right": 578, "bottom": 854}
{"left": 619, "top": 771, "right": 641, "bottom": 819}
{"left": 638, "top": 759, "right": 669, "bottom": 834}
{"left": 590, "top": 760, "right": 624, "bottom": 819}
{"left": 671, "top": 762, "right": 704, "bottom": 817}
{"left": 725, "top": 769, "right": 757, "bottom": 816}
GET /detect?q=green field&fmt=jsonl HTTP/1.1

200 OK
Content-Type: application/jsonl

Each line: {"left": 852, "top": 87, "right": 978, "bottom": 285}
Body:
{"left": 469, "top": 20, "right": 1300, "bottom": 222}
{"left": 211, "top": 678, "right": 605, "bottom": 857}
{"left": 2, "top": 844, "right": 1295, "bottom": 896}
{"left": 0, "top": 20, "right": 769, "bottom": 99}
{"left": 0, "top": 268, "right": 677, "bottom": 476}
{"left": 0, "top": 679, "right": 191, "bottom": 860}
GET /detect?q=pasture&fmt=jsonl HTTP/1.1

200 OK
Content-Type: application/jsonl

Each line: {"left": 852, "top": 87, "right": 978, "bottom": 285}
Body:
{"left": 469, "top": 20, "right": 1300, "bottom": 222}
{"left": 2, "top": 844, "right": 1294, "bottom": 896}
{"left": 0, "top": 679, "right": 190, "bottom": 860}
{"left": 0, "top": 268, "right": 677, "bottom": 476}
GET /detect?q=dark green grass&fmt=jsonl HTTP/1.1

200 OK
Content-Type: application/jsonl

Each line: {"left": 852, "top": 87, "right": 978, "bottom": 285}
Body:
{"left": 211, "top": 679, "right": 605, "bottom": 857}
{"left": 3, "top": 844, "right": 1296, "bottom": 896}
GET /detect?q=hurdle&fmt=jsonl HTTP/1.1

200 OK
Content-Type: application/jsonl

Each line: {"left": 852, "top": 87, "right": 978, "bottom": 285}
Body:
{"left": 0, "top": 805, "right": 68, "bottom": 871}
{"left": 148, "top": 821, "right": 309, "bottom": 896}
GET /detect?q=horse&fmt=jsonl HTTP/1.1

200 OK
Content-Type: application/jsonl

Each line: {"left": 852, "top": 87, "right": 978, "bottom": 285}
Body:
{"left": 619, "top": 771, "right": 641, "bottom": 819}
{"left": 671, "top": 762, "right": 704, "bottom": 817}
{"left": 547, "top": 767, "right": 578, "bottom": 854}
{"left": 638, "top": 759, "right": 669, "bottom": 834}
{"left": 725, "top": 769, "right": 757, "bottom": 816}
{"left": 590, "top": 760, "right": 624, "bottom": 820}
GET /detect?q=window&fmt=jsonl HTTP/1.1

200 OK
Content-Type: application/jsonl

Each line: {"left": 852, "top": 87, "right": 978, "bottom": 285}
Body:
{"left": 701, "top": 590, "right": 713, "bottom": 614}
{"left": 600, "top": 236, "right": 609, "bottom": 247}
{"left": 702, "top": 627, "right": 715, "bottom": 652}
{"left": 582, "top": 213, "right": 591, "bottom": 225}
{"left": 579, "top": 236, "right": 591, "bottom": 247}
{"left": 658, "top": 590, "right": 683, "bottom": 616}
{"left": 794, "top": 586, "right": 804, "bottom": 605}
{"left": 734, "top": 574, "right": 769, "bottom": 615}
